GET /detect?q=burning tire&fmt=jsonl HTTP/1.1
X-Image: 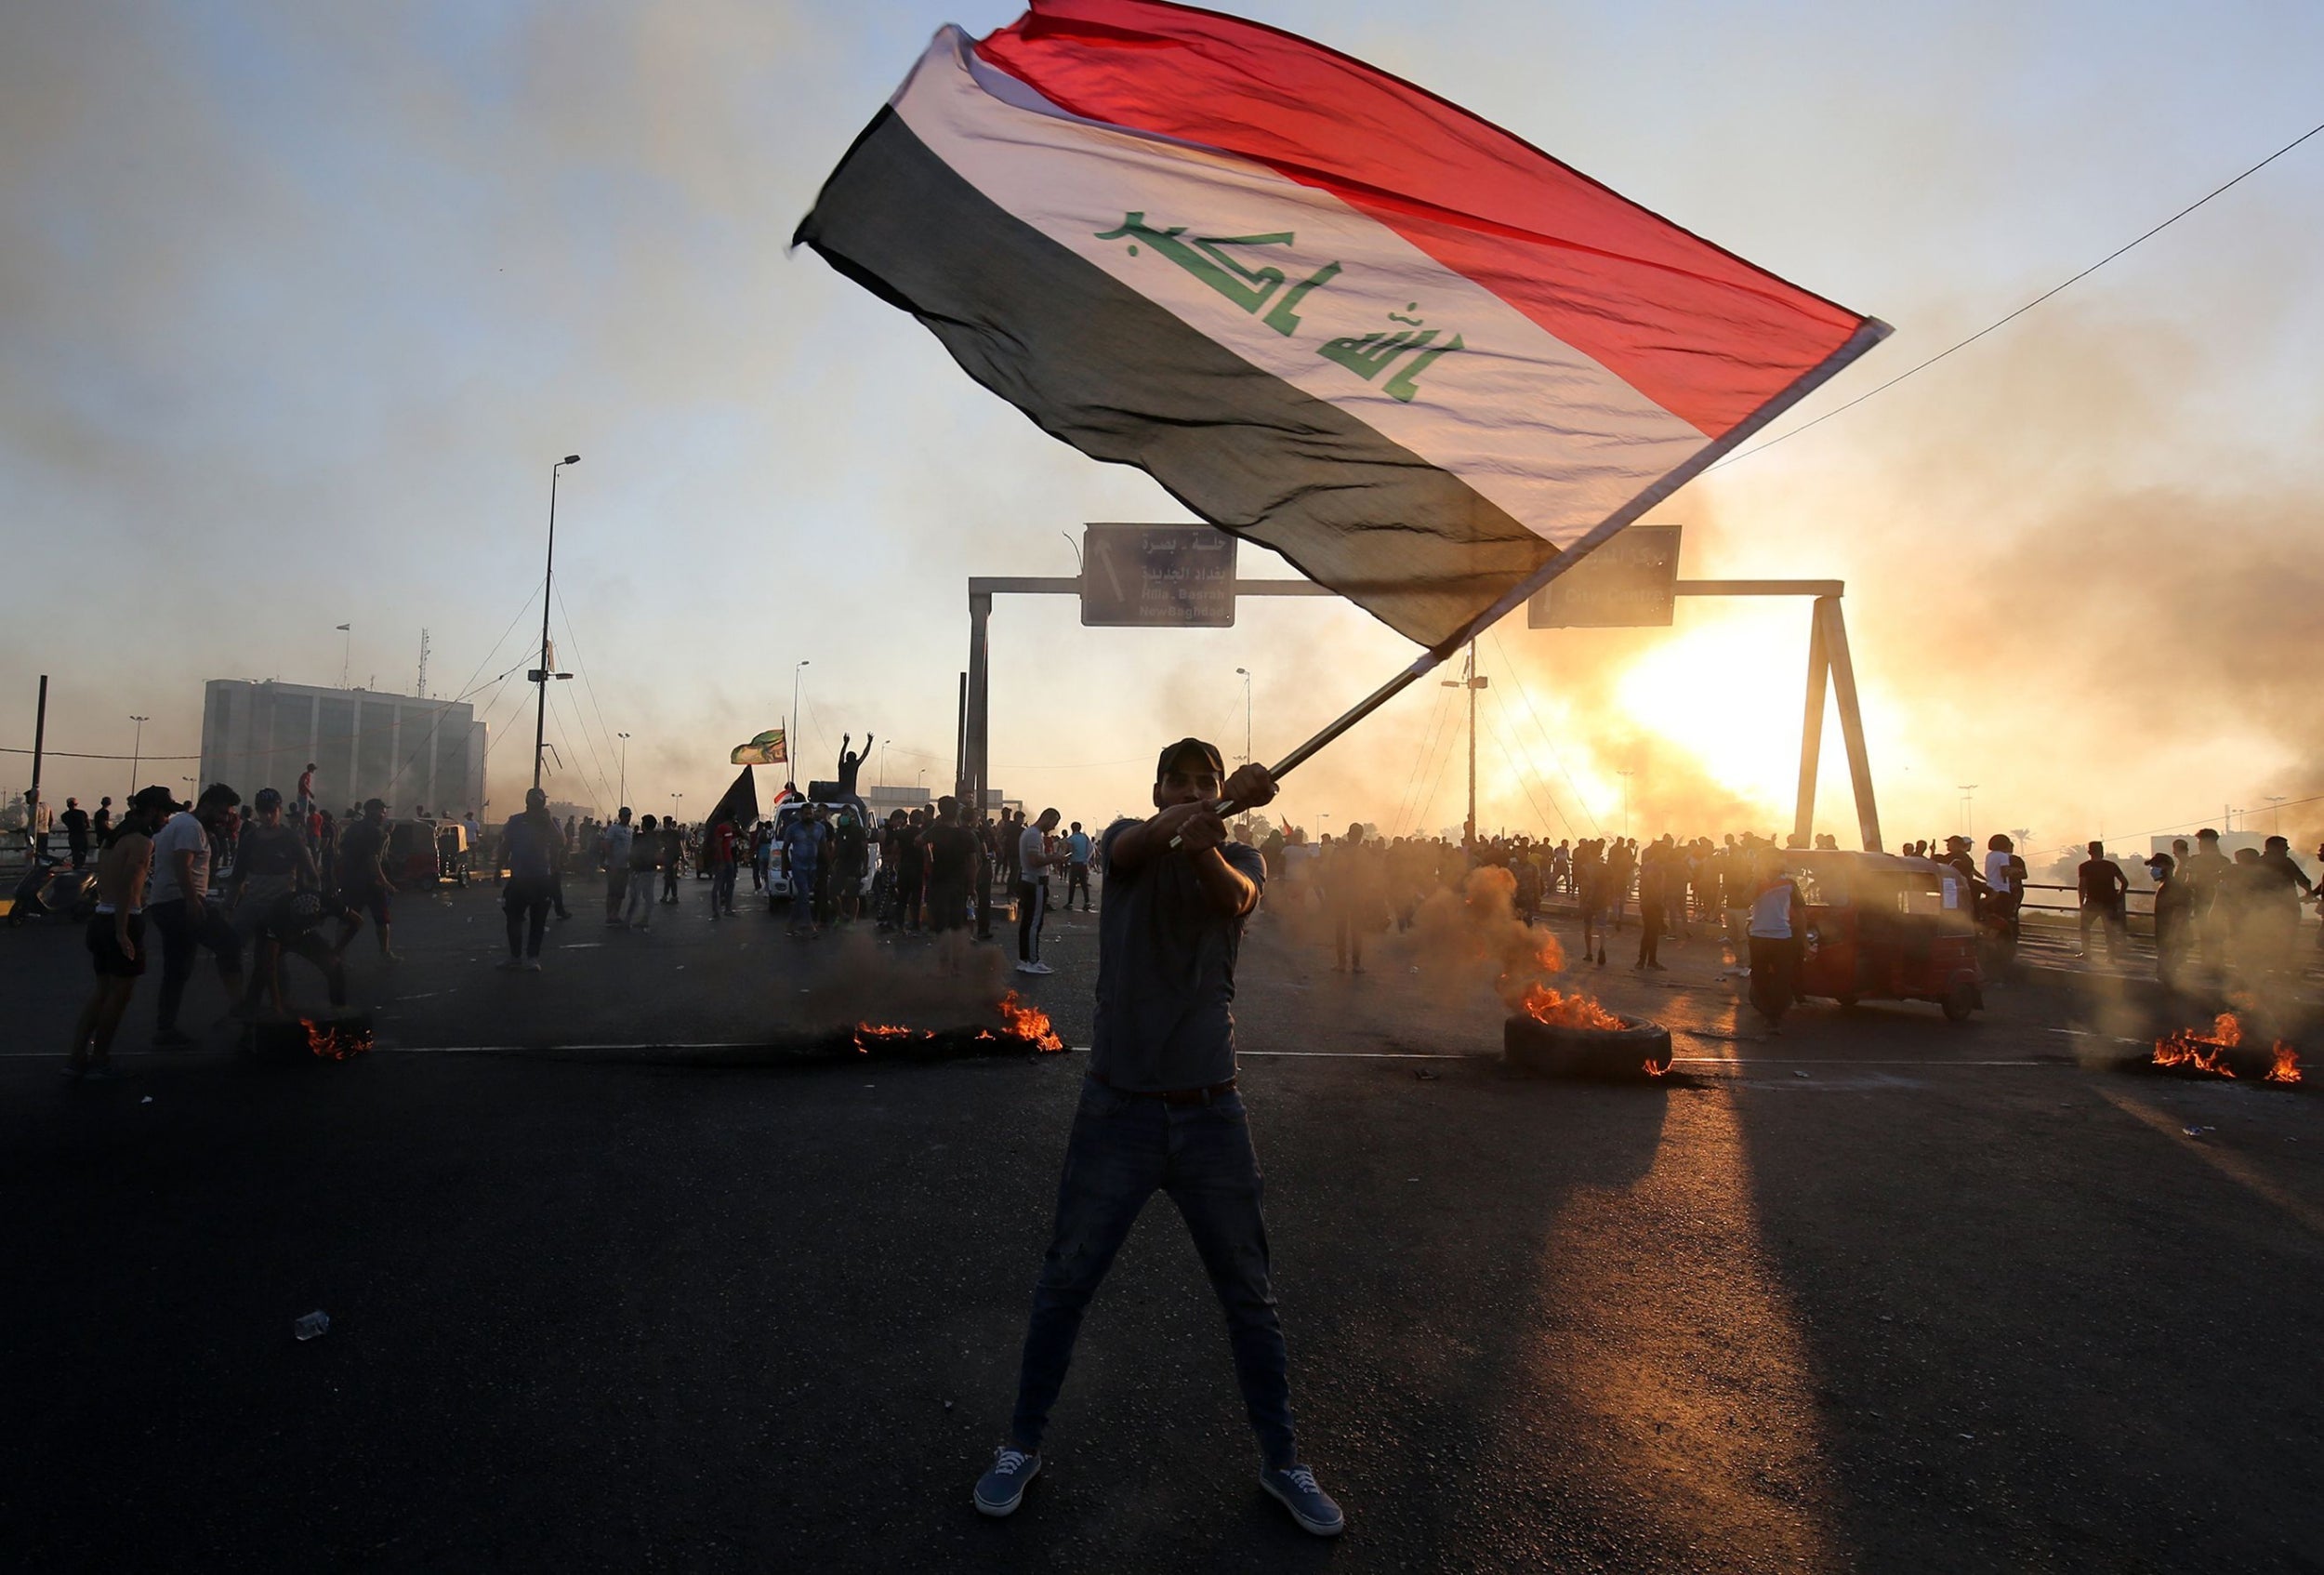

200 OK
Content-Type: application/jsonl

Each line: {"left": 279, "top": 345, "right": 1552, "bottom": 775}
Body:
{"left": 1503, "top": 1013, "right": 1673, "bottom": 1080}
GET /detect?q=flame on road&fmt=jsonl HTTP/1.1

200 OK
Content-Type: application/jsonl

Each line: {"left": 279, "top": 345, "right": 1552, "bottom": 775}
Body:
{"left": 848, "top": 993, "right": 1065, "bottom": 1054}
{"left": 2152, "top": 1013, "right": 2241, "bottom": 1079}
{"left": 301, "top": 1019, "right": 373, "bottom": 1061}
{"left": 1514, "top": 982, "right": 1626, "bottom": 1032}
{"left": 997, "top": 990, "right": 1065, "bottom": 1052}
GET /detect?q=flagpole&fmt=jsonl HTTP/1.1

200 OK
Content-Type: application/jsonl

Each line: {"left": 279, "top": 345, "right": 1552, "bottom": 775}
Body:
{"left": 1208, "top": 315, "right": 1895, "bottom": 822}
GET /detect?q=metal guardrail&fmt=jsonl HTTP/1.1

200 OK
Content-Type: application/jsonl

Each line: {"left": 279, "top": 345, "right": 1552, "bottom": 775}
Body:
{"left": 2016, "top": 880, "right": 2158, "bottom": 936}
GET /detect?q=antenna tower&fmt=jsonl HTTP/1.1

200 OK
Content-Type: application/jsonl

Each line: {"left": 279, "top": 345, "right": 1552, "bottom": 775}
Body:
{"left": 416, "top": 629, "right": 430, "bottom": 699}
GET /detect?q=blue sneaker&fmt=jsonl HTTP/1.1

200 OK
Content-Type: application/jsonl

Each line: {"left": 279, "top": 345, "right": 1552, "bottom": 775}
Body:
{"left": 1261, "top": 1463, "right": 1344, "bottom": 1536}
{"left": 973, "top": 1446, "right": 1041, "bottom": 1517}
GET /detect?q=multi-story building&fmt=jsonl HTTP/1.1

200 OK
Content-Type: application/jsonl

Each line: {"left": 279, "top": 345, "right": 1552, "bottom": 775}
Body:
{"left": 198, "top": 680, "right": 488, "bottom": 818}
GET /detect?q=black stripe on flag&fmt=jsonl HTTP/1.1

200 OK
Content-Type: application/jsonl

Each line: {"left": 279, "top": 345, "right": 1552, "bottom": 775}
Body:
{"left": 796, "top": 108, "right": 1556, "bottom": 649}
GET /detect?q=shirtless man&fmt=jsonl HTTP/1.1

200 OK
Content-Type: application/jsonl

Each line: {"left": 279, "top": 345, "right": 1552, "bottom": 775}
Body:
{"left": 65, "top": 786, "right": 172, "bottom": 1079}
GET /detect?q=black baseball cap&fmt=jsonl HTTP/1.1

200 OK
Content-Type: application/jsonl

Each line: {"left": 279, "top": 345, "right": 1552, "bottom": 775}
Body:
{"left": 130, "top": 785, "right": 178, "bottom": 813}
{"left": 1155, "top": 737, "right": 1225, "bottom": 781}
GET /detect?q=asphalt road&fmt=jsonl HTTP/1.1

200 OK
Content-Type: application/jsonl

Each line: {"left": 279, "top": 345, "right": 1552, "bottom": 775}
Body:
{"left": 4, "top": 873, "right": 2320, "bottom": 1572}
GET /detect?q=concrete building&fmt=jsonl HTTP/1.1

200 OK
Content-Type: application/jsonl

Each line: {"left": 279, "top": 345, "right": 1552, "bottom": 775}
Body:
{"left": 199, "top": 680, "right": 488, "bottom": 818}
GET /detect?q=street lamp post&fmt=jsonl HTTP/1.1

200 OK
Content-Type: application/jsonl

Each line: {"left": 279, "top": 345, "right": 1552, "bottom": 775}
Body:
{"left": 127, "top": 715, "right": 149, "bottom": 798}
{"left": 669, "top": 791, "right": 683, "bottom": 827}
{"left": 1957, "top": 784, "right": 1978, "bottom": 836}
{"left": 532, "top": 455, "right": 581, "bottom": 791}
{"left": 1618, "top": 769, "right": 1635, "bottom": 839}
{"left": 791, "top": 660, "right": 810, "bottom": 782}
{"left": 1235, "top": 667, "right": 1252, "bottom": 767}
{"left": 616, "top": 732, "right": 630, "bottom": 810}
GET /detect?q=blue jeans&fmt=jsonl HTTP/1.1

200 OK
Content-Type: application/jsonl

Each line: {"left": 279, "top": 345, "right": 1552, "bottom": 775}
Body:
{"left": 1011, "top": 1077, "right": 1296, "bottom": 1466}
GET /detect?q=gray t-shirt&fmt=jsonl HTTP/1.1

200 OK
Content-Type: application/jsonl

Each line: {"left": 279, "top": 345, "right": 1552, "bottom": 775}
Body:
{"left": 1089, "top": 819, "right": 1265, "bottom": 1092}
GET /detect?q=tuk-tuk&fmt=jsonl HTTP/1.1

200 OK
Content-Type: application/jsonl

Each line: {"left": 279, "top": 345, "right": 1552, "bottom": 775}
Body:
{"left": 1785, "top": 851, "right": 1984, "bottom": 1021}
{"left": 386, "top": 819, "right": 445, "bottom": 890}
{"left": 435, "top": 821, "right": 471, "bottom": 886}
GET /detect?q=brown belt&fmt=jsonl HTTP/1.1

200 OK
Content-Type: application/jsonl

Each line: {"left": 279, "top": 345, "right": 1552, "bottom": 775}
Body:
{"left": 1090, "top": 1069, "right": 1238, "bottom": 1107}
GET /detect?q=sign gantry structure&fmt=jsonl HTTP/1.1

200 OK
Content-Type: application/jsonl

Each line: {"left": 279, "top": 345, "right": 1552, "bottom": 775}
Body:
{"left": 959, "top": 526, "right": 1880, "bottom": 852}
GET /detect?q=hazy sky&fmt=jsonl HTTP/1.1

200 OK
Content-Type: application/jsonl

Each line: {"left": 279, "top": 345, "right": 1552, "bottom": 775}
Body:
{"left": 6, "top": 0, "right": 2320, "bottom": 860}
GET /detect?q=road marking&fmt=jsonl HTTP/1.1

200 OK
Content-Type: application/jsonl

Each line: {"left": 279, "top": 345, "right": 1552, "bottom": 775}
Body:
{"left": 1240, "top": 1049, "right": 1483, "bottom": 1060}
{"left": 2095, "top": 1084, "right": 2324, "bottom": 1238}
{"left": 1672, "top": 1057, "right": 2054, "bottom": 1066}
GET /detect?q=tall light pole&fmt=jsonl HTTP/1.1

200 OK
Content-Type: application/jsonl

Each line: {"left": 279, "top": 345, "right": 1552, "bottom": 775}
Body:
{"left": 1618, "top": 768, "right": 1635, "bottom": 840}
{"left": 126, "top": 715, "right": 149, "bottom": 798}
{"left": 1957, "top": 784, "right": 1978, "bottom": 836}
{"left": 2266, "top": 795, "right": 2287, "bottom": 833}
{"left": 532, "top": 455, "right": 581, "bottom": 791}
{"left": 669, "top": 791, "right": 683, "bottom": 827}
{"left": 1235, "top": 668, "right": 1252, "bottom": 767}
{"left": 790, "top": 660, "right": 810, "bottom": 781}
{"left": 1441, "top": 643, "right": 1486, "bottom": 852}
{"left": 616, "top": 732, "right": 630, "bottom": 810}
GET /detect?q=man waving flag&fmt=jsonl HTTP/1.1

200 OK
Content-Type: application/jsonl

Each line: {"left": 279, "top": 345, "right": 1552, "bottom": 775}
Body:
{"left": 796, "top": 0, "right": 1886, "bottom": 652}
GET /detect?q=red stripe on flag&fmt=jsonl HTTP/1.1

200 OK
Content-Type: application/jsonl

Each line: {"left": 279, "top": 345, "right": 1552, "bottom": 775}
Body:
{"left": 975, "top": 0, "right": 1864, "bottom": 438}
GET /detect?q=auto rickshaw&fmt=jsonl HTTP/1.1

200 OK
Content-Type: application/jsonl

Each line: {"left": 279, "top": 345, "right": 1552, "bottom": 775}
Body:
{"left": 435, "top": 820, "right": 470, "bottom": 886}
{"left": 386, "top": 818, "right": 446, "bottom": 890}
{"left": 1784, "top": 850, "right": 1985, "bottom": 1021}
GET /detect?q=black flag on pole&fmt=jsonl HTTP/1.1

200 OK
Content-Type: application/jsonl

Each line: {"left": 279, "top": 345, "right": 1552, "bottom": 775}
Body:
{"left": 708, "top": 766, "right": 760, "bottom": 828}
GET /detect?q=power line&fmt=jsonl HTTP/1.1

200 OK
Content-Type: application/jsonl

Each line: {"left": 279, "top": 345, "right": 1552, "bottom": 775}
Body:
{"left": 1486, "top": 688, "right": 1575, "bottom": 836}
{"left": 1710, "top": 116, "right": 2324, "bottom": 471}
{"left": 1486, "top": 630, "right": 1604, "bottom": 836}
{"left": 552, "top": 589, "right": 630, "bottom": 793}
{"left": 1481, "top": 703, "right": 1565, "bottom": 838}
{"left": 1388, "top": 681, "right": 1456, "bottom": 836}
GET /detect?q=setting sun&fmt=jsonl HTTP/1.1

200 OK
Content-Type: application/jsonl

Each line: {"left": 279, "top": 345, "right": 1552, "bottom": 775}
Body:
{"left": 1613, "top": 616, "right": 1803, "bottom": 814}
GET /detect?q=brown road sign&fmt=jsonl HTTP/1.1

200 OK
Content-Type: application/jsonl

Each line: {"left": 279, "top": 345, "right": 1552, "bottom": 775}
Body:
{"left": 1527, "top": 525, "right": 1683, "bottom": 628}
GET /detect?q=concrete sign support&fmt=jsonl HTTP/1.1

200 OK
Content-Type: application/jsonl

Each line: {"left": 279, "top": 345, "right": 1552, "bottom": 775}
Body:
{"left": 1681, "top": 579, "right": 1878, "bottom": 853}
{"left": 961, "top": 569, "right": 1879, "bottom": 853}
{"left": 962, "top": 575, "right": 1330, "bottom": 816}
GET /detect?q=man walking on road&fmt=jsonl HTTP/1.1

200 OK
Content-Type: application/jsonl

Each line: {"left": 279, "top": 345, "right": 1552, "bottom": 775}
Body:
{"left": 923, "top": 795, "right": 979, "bottom": 976}
{"left": 1748, "top": 858, "right": 1806, "bottom": 1034}
{"left": 148, "top": 784, "right": 247, "bottom": 1046}
{"left": 706, "top": 812, "right": 740, "bottom": 920}
{"left": 1063, "top": 821, "right": 1093, "bottom": 911}
{"left": 60, "top": 797, "right": 90, "bottom": 869}
{"left": 602, "top": 807, "right": 635, "bottom": 926}
{"left": 973, "top": 739, "right": 1340, "bottom": 1536}
{"left": 65, "top": 786, "right": 169, "bottom": 1079}
{"left": 335, "top": 798, "right": 399, "bottom": 963}
{"left": 782, "top": 805, "right": 829, "bottom": 937}
{"left": 1015, "top": 807, "right": 1063, "bottom": 975}
{"left": 624, "top": 814, "right": 660, "bottom": 929}
{"left": 2078, "top": 840, "right": 2129, "bottom": 961}
{"left": 498, "top": 788, "right": 559, "bottom": 970}
{"left": 659, "top": 817, "right": 684, "bottom": 905}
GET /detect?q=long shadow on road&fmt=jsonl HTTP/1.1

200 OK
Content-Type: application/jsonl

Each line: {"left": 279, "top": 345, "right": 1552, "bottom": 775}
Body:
{"left": 1722, "top": 999, "right": 2324, "bottom": 1574}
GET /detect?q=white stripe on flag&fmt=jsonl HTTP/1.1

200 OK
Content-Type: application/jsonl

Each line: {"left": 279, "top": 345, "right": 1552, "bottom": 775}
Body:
{"left": 898, "top": 30, "right": 1710, "bottom": 550}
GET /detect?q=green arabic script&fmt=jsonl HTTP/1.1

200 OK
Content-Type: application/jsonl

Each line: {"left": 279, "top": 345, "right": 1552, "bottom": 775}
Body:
{"left": 1096, "top": 212, "right": 1341, "bottom": 337}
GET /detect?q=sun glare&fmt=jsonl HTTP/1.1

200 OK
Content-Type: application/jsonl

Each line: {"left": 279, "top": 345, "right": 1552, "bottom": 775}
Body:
{"left": 1613, "top": 621, "right": 1802, "bottom": 812}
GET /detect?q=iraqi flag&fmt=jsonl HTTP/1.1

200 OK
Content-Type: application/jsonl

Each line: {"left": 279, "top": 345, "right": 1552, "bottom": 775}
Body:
{"left": 796, "top": 0, "right": 1886, "bottom": 650}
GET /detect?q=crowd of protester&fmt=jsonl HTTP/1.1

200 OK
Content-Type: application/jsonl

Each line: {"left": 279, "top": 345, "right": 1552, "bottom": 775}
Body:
{"left": 44, "top": 737, "right": 2321, "bottom": 1079}
{"left": 1275, "top": 819, "right": 2320, "bottom": 1031}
